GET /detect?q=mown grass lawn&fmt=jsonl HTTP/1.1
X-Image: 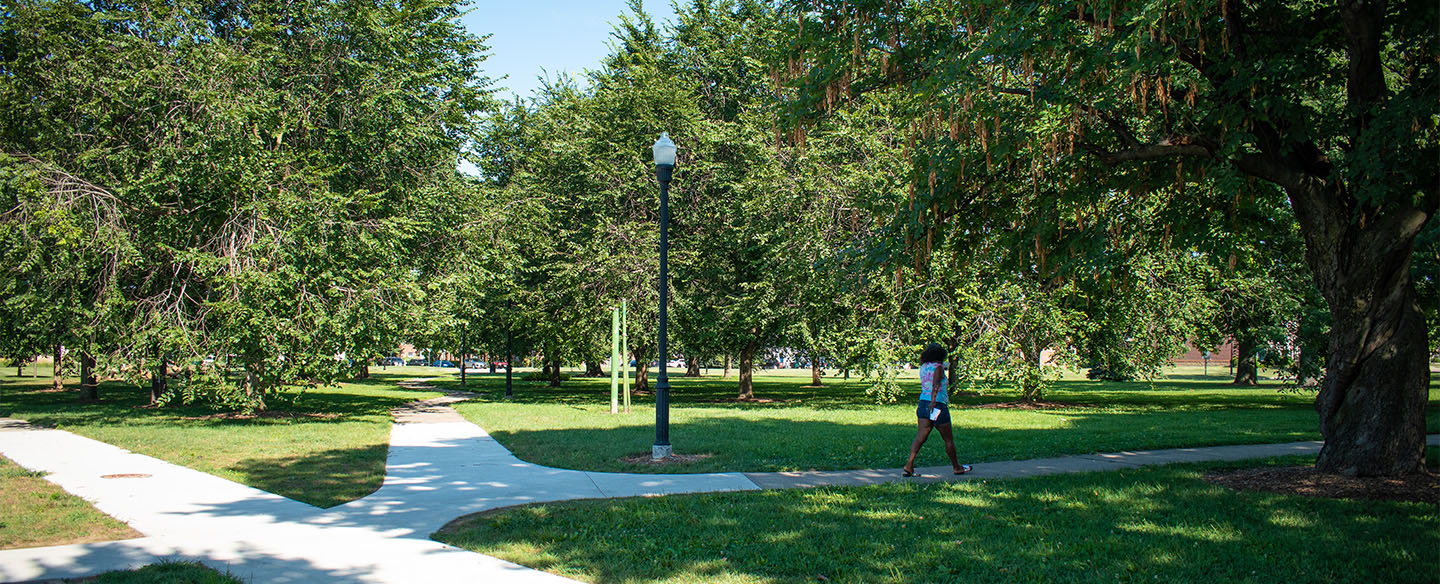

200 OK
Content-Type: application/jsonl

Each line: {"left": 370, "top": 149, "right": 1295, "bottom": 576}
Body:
{"left": 434, "top": 454, "right": 1440, "bottom": 584}
{"left": 436, "top": 367, "right": 1440, "bottom": 474}
{"left": 0, "top": 368, "right": 443, "bottom": 508}
{"left": 0, "top": 455, "right": 140, "bottom": 549}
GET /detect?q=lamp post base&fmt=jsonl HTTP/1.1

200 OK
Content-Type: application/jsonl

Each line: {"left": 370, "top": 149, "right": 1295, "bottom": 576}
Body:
{"left": 652, "top": 444, "right": 672, "bottom": 460}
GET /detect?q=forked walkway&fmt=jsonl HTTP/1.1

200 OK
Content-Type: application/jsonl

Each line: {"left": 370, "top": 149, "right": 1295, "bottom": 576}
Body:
{"left": 2, "top": 385, "right": 1434, "bottom": 583}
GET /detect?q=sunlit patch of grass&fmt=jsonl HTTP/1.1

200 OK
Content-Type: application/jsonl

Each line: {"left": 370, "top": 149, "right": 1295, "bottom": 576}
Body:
{"left": 1266, "top": 508, "right": 1317, "bottom": 529}
{"left": 0, "top": 455, "right": 140, "bottom": 549}
{"left": 435, "top": 456, "right": 1439, "bottom": 584}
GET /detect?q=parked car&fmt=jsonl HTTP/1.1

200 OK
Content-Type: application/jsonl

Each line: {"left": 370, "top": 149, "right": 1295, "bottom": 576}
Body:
{"left": 463, "top": 360, "right": 486, "bottom": 369}
{"left": 492, "top": 361, "right": 508, "bottom": 370}
{"left": 405, "top": 358, "right": 426, "bottom": 366}
{"left": 377, "top": 356, "right": 405, "bottom": 366}
{"left": 432, "top": 360, "right": 455, "bottom": 368}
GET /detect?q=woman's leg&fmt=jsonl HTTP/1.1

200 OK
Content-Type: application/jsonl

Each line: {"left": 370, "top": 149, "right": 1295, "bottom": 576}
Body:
{"left": 936, "top": 423, "right": 964, "bottom": 472}
{"left": 903, "top": 419, "right": 933, "bottom": 474}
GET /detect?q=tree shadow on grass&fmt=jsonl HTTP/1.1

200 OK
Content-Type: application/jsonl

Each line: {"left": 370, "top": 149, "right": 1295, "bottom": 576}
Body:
{"left": 482, "top": 411, "right": 1328, "bottom": 475}
{"left": 228, "top": 444, "right": 391, "bottom": 508}
{"left": 434, "top": 458, "right": 1438, "bottom": 584}
{"left": 428, "top": 372, "right": 1363, "bottom": 413}
{"left": 427, "top": 373, "right": 890, "bottom": 409}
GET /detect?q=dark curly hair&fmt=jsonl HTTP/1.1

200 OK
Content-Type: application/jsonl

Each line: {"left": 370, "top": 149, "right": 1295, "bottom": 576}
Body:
{"left": 921, "top": 343, "right": 947, "bottom": 364}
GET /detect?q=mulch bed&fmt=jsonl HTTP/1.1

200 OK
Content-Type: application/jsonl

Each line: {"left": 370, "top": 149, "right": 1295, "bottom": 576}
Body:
{"left": 620, "top": 453, "right": 714, "bottom": 466}
{"left": 1205, "top": 466, "right": 1439, "bottom": 504}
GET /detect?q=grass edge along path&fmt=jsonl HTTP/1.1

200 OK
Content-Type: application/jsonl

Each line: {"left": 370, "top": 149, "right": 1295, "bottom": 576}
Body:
{"left": 434, "top": 454, "right": 1440, "bottom": 584}
{"left": 0, "top": 454, "right": 141, "bottom": 550}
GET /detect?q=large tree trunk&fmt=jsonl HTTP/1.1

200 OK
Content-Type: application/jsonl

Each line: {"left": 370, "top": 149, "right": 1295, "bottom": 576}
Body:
{"left": 243, "top": 360, "right": 267, "bottom": 410}
{"left": 1288, "top": 178, "right": 1431, "bottom": 477}
{"left": 948, "top": 355, "right": 960, "bottom": 389}
{"left": 810, "top": 358, "right": 822, "bottom": 387}
{"left": 585, "top": 360, "right": 604, "bottom": 377}
{"left": 1296, "top": 345, "right": 1319, "bottom": 387}
{"left": 549, "top": 357, "right": 562, "bottom": 387}
{"left": 150, "top": 355, "right": 169, "bottom": 405}
{"left": 633, "top": 347, "right": 649, "bottom": 393}
{"left": 459, "top": 353, "right": 467, "bottom": 387}
{"left": 1263, "top": 0, "right": 1432, "bottom": 477}
{"left": 1018, "top": 341, "right": 1044, "bottom": 401}
{"left": 79, "top": 351, "right": 97, "bottom": 400}
{"left": 737, "top": 341, "right": 756, "bottom": 400}
{"left": 359, "top": 363, "right": 370, "bottom": 379}
{"left": 723, "top": 354, "right": 730, "bottom": 379}
{"left": 51, "top": 345, "right": 63, "bottom": 391}
{"left": 1231, "top": 336, "right": 1259, "bottom": 386}
{"left": 685, "top": 355, "right": 700, "bottom": 377}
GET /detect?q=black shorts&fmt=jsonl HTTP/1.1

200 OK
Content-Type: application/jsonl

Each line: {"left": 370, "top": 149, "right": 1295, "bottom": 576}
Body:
{"left": 917, "top": 400, "right": 951, "bottom": 425}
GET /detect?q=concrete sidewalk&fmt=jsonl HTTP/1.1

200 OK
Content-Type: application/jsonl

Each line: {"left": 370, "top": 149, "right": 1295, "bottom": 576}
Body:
{"left": 2, "top": 390, "right": 1434, "bottom": 583}
{"left": 745, "top": 439, "right": 1400, "bottom": 488}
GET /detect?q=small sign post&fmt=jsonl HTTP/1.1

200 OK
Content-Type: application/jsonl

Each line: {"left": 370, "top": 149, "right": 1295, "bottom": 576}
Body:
{"left": 622, "top": 300, "right": 631, "bottom": 413}
{"left": 611, "top": 307, "right": 620, "bottom": 414}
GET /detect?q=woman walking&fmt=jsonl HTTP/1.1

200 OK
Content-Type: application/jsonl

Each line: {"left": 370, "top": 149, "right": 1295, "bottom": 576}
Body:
{"left": 903, "top": 343, "right": 971, "bottom": 477}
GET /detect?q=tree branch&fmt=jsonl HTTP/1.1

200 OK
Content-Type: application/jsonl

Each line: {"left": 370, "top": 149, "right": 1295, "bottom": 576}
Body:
{"left": 1075, "top": 140, "right": 1213, "bottom": 166}
{"left": 1339, "top": 0, "right": 1388, "bottom": 130}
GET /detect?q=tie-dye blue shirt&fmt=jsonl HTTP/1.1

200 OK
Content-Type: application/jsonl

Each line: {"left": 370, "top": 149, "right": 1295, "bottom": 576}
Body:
{"left": 918, "top": 362, "right": 948, "bottom": 404}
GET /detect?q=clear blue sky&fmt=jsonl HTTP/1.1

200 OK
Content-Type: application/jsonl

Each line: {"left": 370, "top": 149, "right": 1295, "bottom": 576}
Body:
{"left": 462, "top": 1, "right": 684, "bottom": 102}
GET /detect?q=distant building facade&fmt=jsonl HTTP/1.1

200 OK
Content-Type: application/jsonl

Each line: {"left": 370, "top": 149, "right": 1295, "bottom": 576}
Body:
{"left": 1172, "top": 340, "right": 1236, "bottom": 366}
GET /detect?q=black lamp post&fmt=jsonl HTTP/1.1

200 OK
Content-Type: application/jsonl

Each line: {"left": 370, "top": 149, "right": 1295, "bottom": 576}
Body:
{"left": 652, "top": 132, "right": 676, "bottom": 460}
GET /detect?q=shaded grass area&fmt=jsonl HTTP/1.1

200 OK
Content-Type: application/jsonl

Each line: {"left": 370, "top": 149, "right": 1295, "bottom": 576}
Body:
{"left": 0, "top": 369, "right": 443, "bottom": 507}
{"left": 70, "top": 561, "right": 243, "bottom": 583}
{"left": 434, "top": 455, "right": 1440, "bottom": 584}
{"left": 438, "top": 369, "right": 1440, "bottom": 474}
{"left": 0, "top": 455, "right": 140, "bottom": 550}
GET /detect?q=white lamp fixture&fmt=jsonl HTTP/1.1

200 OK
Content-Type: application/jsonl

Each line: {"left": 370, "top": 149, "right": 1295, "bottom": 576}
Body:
{"left": 652, "top": 132, "right": 677, "bottom": 166}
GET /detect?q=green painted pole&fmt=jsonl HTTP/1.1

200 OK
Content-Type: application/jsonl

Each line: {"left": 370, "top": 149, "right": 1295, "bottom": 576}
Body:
{"left": 611, "top": 307, "right": 620, "bottom": 414}
{"left": 622, "top": 299, "right": 630, "bottom": 413}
